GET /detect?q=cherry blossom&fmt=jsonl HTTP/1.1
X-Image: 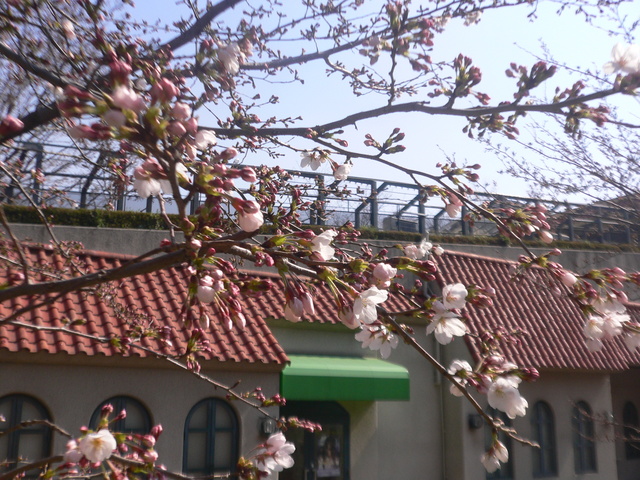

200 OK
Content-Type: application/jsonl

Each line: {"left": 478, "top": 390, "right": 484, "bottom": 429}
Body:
{"left": 284, "top": 297, "right": 304, "bottom": 322}
{"left": 333, "top": 163, "right": 351, "bottom": 181}
{"left": 238, "top": 209, "right": 264, "bottom": 232}
{"left": 300, "top": 152, "right": 326, "bottom": 171}
{"left": 310, "top": 229, "right": 338, "bottom": 260}
{"left": 427, "top": 301, "right": 466, "bottom": 345}
{"left": 355, "top": 324, "right": 399, "bottom": 359}
{"left": 254, "top": 432, "right": 295, "bottom": 476}
{"left": 78, "top": 430, "right": 117, "bottom": 463}
{"left": 111, "top": 85, "right": 145, "bottom": 113}
{"left": 403, "top": 238, "right": 431, "bottom": 259}
{"left": 338, "top": 307, "right": 359, "bottom": 329}
{"left": 218, "top": 43, "right": 245, "bottom": 75}
{"left": 63, "top": 439, "right": 83, "bottom": 464}
{"left": 353, "top": 286, "right": 389, "bottom": 324}
{"left": 133, "top": 159, "right": 164, "bottom": 198}
{"left": 373, "top": 263, "right": 397, "bottom": 287}
{"left": 442, "top": 283, "right": 468, "bottom": 309}
{"left": 538, "top": 230, "right": 553, "bottom": 244}
{"left": 463, "top": 10, "right": 482, "bottom": 26}
{"left": 194, "top": 130, "right": 217, "bottom": 149}
{"left": 481, "top": 440, "right": 509, "bottom": 473}
{"left": 487, "top": 377, "right": 528, "bottom": 419}
{"left": 583, "top": 298, "right": 630, "bottom": 350}
{"left": 603, "top": 43, "right": 640, "bottom": 75}
{"left": 448, "top": 359, "right": 472, "bottom": 397}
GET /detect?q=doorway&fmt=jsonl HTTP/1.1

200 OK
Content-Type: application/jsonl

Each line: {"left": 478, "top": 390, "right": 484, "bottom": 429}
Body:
{"left": 280, "top": 401, "right": 350, "bottom": 480}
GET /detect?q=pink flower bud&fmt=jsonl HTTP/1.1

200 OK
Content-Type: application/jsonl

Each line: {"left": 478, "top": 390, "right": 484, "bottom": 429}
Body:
{"left": 539, "top": 230, "right": 553, "bottom": 244}
{"left": 0, "top": 115, "right": 24, "bottom": 136}
{"left": 560, "top": 271, "right": 577, "bottom": 287}
{"left": 171, "top": 102, "right": 192, "bottom": 121}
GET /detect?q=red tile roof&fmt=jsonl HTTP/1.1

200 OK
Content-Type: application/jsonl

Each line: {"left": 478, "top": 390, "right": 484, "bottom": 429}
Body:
{"left": 435, "top": 250, "right": 640, "bottom": 372}
{"left": 0, "top": 244, "right": 288, "bottom": 365}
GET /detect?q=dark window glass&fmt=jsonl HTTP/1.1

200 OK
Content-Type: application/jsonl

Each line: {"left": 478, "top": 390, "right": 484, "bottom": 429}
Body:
{"left": 90, "top": 396, "right": 152, "bottom": 435}
{"left": 623, "top": 402, "right": 640, "bottom": 460}
{"left": 0, "top": 394, "right": 52, "bottom": 474}
{"left": 531, "top": 401, "right": 557, "bottom": 477}
{"left": 572, "top": 401, "right": 597, "bottom": 473}
{"left": 183, "top": 398, "right": 239, "bottom": 476}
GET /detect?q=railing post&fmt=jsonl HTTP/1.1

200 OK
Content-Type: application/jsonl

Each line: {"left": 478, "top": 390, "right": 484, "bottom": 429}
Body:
{"left": 418, "top": 202, "right": 425, "bottom": 235}
{"left": 370, "top": 183, "right": 378, "bottom": 229}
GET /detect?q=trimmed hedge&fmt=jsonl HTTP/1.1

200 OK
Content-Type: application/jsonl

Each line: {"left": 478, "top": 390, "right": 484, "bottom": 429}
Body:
{"left": 3, "top": 205, "right": 178, "bottom": 230}
{"left": 4, "top": 205, "right": 638, "bottom": 252}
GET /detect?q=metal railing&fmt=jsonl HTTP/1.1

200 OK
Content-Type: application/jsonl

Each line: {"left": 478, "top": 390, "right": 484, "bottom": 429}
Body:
{"left": 2, "top": 142, "right": 638, "bottom": 244}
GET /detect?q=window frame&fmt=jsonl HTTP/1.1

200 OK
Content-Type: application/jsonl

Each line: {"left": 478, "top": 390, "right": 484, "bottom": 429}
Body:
{"left": 530, "top": 401, "right": 557, "bottom": 477}
{"left": 0, "top": 394, "right": 52, "bottom": 473}
{"left": 572, "top": 401, "right": 597, "bottom": 474}
{"left": 623, "top": 401, "right": 640, "bottom": 460}
{"left": 89, "top": 395, "right": 152, "bottom": 435}
{"left": 182, "top": 397, "right": 239, "bottom": 476}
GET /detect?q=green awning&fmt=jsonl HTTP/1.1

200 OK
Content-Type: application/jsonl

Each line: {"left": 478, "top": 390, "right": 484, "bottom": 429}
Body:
{"left": 281, "top": 355, "right": 410, "bottom": 401}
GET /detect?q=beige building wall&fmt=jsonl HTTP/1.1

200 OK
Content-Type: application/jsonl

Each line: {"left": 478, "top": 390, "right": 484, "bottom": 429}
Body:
{"left": 0, "top": 351, "right": 281, "bottom": 474}
{"left": 272, "top": 320, "right": 445, "bottom": 480}
{"left": 611, "top": 370, "right": 640, "bottom": 480}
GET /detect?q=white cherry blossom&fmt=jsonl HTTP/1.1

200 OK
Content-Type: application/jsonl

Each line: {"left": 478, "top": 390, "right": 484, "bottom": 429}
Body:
{"left": 194, "top": 130, "right": 217, "bottom": 149}
{"left": 481, "top": 440, "right": 509, "bottom": 473}
{"left": 78, "top": 430, "right": 117, "bottom": 463}
{"left": 353, "top": 286, "right": 388, "bottom": 324}
{"left": 333, "top": 163, "right": 351, "bottom": 181}
{"left": 403, "top": 238, "right": 431, "bottom": 259}
{"left": 355, "top": 324, "right": 398, "bottom": 358}
{"left": 442, "top": 283, "right": 468, "bottom": 310}
{"left": 255, "top": 432, "right": 295, "bottom": 475}
{"left": 487, "top": 377, "right": 528, "bottom": 419}
{"left": 603, "top": 42, "right": 640, "bottom": 75}
{"left": 427, "top": 302, "right": 466, "bottom": 344}
{"left": 310, "top": 230, "right": 338, "bottom": 260}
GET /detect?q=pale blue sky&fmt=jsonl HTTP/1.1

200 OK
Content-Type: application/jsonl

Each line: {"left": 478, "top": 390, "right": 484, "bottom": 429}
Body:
{"left": 131, "top": 0, "right": 637, "bottom": 200}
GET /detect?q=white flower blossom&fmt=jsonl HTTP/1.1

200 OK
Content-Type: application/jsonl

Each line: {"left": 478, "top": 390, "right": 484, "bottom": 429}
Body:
{"left": 427, "top": 302, "right": 466, "bottom": 345}
{"left": 310, "top": 230, "right": 338, "bottom": 260}
{"left": 218, "top": 42, "right": 245, "bottom": 75}
{"left": 333, "top": 163, "right": 351, "bottom": 181}
{"left": 194, "top": 130, "right": 217, "bottom": 149}
{"left": 300, "top": 152, "right": 326, "bottom": 171}
{"left": 448, "top": 359, "right": 472, "bottom": 396}
{"left": 481, "top": 440, "right": 509, "bottom": 473}
{"left": 487, "top": 377, "right": 528, "bottom": 419}
{"left": 355, "top": 324, "right": 398, "bottom": 358}
{"left": 442, "top": 283, "right": 468, "bottom": 310}
{"left": 78, "top": 430, "right": 117, "bottom": 463}
{"left": 353, "top": 286, "right": 388, "bottom": 324}
{"left": 603, "top": 42, "right": 640, "bottom": 75}
{"left": 463, "top": 10, "right": 482, "bottom": 26}
{"left": 403, "top": 238, "right": 431, "bottom": 260}
{"left": 255, "top": 432, "right": 295, "bottom": 475}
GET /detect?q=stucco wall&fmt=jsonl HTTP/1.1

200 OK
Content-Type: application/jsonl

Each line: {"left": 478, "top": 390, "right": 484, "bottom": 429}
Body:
{"left": 0, "top": 352, "right": 280, "bottom": 473}
{"left": 272, "top": 321, "right": 445, "bottom": 480}
{"left": 611, "top": 370, "right": 640, "bottom": 480}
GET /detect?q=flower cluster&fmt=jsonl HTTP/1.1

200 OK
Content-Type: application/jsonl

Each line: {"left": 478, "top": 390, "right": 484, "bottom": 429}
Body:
{"left": 251, "top": 432, "right": 295, "bottom": 477}
{"left": 427, "top": 283, "right": 468, "bottom": 344}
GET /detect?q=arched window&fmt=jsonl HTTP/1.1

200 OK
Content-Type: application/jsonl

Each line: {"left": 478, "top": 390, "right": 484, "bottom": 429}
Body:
{"left": 0, "top": 394, "right": 52, "bottom": 473}
{"left": 623, "top": 402, "right": 640, "bottom": 459}
{"left": 531, "top": 401, "right": 557, "bottom": 477}
{"left": 485, "top": 408, "right": 513, "bottom": 480}
{"left": 572, "top": 401, "right": 597, "bottom": 473}
{"left": 90, "top": 396, "right": 152, "bottom": 435}
{"left": 183, "top": 398, "right": 239, "bottom": 476}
